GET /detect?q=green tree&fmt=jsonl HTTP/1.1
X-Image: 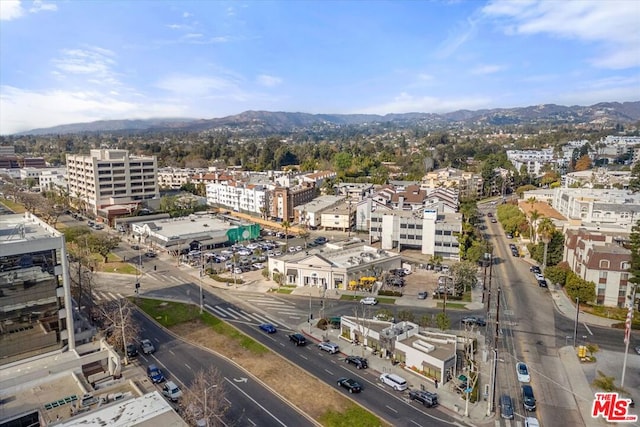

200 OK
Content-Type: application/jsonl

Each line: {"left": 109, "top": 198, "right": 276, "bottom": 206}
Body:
{"left": 544, "top": 262, "right": 570, "bottom": 287}
{"left": 88, "top": 233, "right": 121, "bottom": 263}
{"left": 397, "top": 309, "right": 415, "bottom": 322}
{"left": 528, "top": 210, "right": 541, "bottom": 243}
{"left": 374, "top": 308, "right": 394, "bottom": 321}
{"left": 628, "top": 219, "right": 640, "bottom": 309}
{"left": 435, "top": 312, "right": 451, "bottom": 331}
{"left": 537, "top": 218, "right": 556, "bottom": 270}
{"left": 282, "top": 220, "right": 291, "bottom": 249}
{"left": 565, "top": 272, "right": 596, "bottom": 303}
{"left": 629, "top": 163, "right": 640, "bottom": 193}
{"left": 418, "top": 314, "right": 432, "bottom": 328}
{"left": 450, "top": 261, "right": 478, "bottom": 294}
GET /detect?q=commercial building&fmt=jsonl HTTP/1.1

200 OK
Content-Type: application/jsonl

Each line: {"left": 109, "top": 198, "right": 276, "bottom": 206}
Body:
{"left": 268, "top": 240, "right": 401, "bottom": 289}
{"left": 370, "top": 209, "right": 462, "bottom": 259}
{"left": 66, "top": 149, "right": 159, "bottom": 216}
{"left": 0, "top": 213, "right": 80, "bottom": 364}
{"left": 294, "top": 195, "right": 346, "bottom": 228}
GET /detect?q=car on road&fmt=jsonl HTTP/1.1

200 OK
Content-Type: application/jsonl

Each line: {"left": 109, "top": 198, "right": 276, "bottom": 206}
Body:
{"left": 318, "top": 342, "right": 340, "bottom": 354}
{"left": 360, "top": 297, "right": 378, "bottom": 305}
{"left": 530, "top": 265, "right": 541, "bottom": 274}
{"left": 162, "top": 381, "right": 183, "bottom": 401}
{"left": 259, "top": 323, "right": 277, "bottom": 334}
{"left": 461, "top": 316, "right": 486, "bottom": 327}
{"left": 491, "top": 218, "right": 497, "bottom": 223}
{"left": 408, "top": 390, "right": 439, "bottom": 407}
{"left": 147, "top": 364, "right": 165, "bottom": 383}
{"left": 379, "top": 373, "right": 408, "bottom": 391}
{"left": 499, "top": 394, "right": 514, "bottom": 419}
{"left": 505, "top": 233, "right": 513, "bottom": 239}
{"left": 140, "top": 338, "right": 155, "bottom": 355}
{"left": 314, "top": 237, "right": 327, "bottom": 245}
{"left": 534, "top": 273, "right": 545, "bottom": 282}
{"left": 522, "top": 385, "right": 536, "bottom": 411}
{"left": 144, "top": 251, "right": 156, "bottom": 258}
{"left": 345, "top": 355, "right": 368, "bottom": 369}
{"left": 635, "top": 345, "right": 640, "bottom": 355}
{"left": 537, "top": 279, "right": 548, "bottom": 288}
{"left": 337, "top": 377, "right": 362, "bottom": 393}
{"left": 417, "top": 291, "right": 428, "bottom": 300}
{"left": 131, "top": 245, "right": 140, "bottom": 250}
{"left": 126, "top": 343, "right": 138, "bottom": 358}
{"left": 516, "top": 362, "right": 530, "bottom": 383}
{"left": 288, "top": 333, "right": 307, "bottom": 346}
{"left": 524, "top": 417, "right": 540, "bottom": 427}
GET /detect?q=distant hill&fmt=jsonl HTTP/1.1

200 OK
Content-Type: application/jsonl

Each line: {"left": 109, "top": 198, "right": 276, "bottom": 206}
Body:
{"left": 16, "top": 101, "right": 640, "bottom": 136}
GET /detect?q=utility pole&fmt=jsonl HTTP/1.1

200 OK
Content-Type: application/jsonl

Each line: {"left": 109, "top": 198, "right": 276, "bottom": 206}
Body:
{"left": 573, "top": 297, "right": 579, "bottom": 347}
{"left": 494, "top": 287, "right": 501, "bottom": 349}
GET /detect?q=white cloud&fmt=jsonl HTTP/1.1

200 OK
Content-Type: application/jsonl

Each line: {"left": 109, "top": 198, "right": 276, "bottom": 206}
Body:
{"left": 51, "top": 47, "right": 120, "bottom": 86}
{"left": 470, "top": 64, "right": 505, "bottom": 75}
{"left": 29, "top": 0, "right": 57, "bottom": 13}
{"left": 256, "top": 74, "right": 282, "bottom": 87}
{"left": 0, "top": 0, "right": 57, "bottom": 20}
{"left": 0, "top": 85, "right": 186, "bottom": 134}
{"left": 184, "top": 33, "right": 203, "bottom": 39}
{"left": 167, "top": 24, "right": 183, "bottom": 30}
{"left": 183, "top": 12, "right": 192, "bottom": 18}
{"left": 435, "top": 16, "right": 480, "bottom": 58}
{"left": 357, "top": 92, "right": 492, "bottom": 114}
{"left": 0, "top": 0, "right": 24, "bottom": 20}
{"left": 155, "top": 75, "right": 248, "bottom": 101}
{"left": 483, "top": 0, "right": 640, "bottom": 68}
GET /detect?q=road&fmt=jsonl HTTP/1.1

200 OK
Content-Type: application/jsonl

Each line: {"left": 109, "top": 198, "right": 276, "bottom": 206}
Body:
{"left": 132, "top": 309, "right": 313, "bottom": 427}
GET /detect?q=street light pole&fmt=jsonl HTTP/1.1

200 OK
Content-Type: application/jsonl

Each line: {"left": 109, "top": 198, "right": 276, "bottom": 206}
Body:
{"left": 203, "top": 384, "right": 217, "bottom": 427}
{"left": 573, "top": 297, "right": 579, "bottom": 347}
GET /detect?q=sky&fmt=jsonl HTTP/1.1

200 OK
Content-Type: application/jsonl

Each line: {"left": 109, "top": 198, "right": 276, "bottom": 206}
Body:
{"left": 1, "top": 0, "right": 639, "bottom": 135}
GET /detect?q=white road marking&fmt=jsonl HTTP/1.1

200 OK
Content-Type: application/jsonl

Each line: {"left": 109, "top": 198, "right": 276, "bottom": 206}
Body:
{"left": 184, "top": 363, "right": 191, "bottom": 370}
{"left": 583, "top": 323, "right": 593, "bottom": 335}
{"left": 226, "top": 307, "right": 252, "bottom": 321}
{"left": 299, "top": 354, "right": 308, "bottom": 360}
{"left": 324, "top": 369, "right": 334, "bottom": 375}
{"left": 209, "top": 306, "right": 230, "bottom": 318}
{"left": 224, "top": 377, "right": 288, "bottom": 426}
{"left": 385, "top": 405, "right": 398, "bottom": 413}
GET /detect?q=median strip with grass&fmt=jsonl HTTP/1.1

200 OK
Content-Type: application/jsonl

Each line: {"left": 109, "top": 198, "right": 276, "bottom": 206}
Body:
{"left": 134, "top": 298, "right": 388, "bottom": 427}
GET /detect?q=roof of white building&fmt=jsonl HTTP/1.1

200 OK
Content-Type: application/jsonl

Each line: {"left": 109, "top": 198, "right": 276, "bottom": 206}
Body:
{"left": 295, "top": 195, "right": 346, "bottom": 214}
{"left": 0, "top": 213, "right": 61, "bottom": 244}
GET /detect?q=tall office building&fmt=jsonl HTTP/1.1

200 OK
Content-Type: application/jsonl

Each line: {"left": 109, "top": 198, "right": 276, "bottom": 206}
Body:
{"left": 0, "top": 213, "right": 76, "bottom": 365}
{"left": 66, "top": 149, "right": 159, "bottom": 215}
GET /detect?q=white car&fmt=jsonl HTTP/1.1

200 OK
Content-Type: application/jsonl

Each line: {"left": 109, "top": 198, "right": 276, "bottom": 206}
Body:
{"left": 534, "top": 273, "right": 544, "bottom": 282}
{"left": 516, "top": 362, "right": 531, "bottom": 383}
{"left": 360, "top": 297, "right": 378, "bottom": 305}
{"left": 524, "top": 417, "right": 540, "bottom": 427}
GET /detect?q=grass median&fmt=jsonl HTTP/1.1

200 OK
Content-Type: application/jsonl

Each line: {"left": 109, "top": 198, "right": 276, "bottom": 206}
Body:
{"left": 134, "top": 298, "right": 387, "bottom": 427}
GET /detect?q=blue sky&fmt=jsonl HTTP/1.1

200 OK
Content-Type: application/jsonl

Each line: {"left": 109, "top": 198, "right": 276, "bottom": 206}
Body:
{"left": 1, "top": 0, "right": 639, "bottom": 134}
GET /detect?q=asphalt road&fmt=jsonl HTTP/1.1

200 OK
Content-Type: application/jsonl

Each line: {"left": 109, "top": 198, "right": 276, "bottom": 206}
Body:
{"left": 132, "top": 309, "right": 313, "bottom": 427}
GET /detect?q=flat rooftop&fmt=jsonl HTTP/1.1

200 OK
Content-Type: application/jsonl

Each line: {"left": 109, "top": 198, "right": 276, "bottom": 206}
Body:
{"left": 142, "top": 215, "right": 251, "bottom": 240}
{"left": 0, "top": 213, "right": 60, "bottom": 245}
{"left": 281, "top": 242, "right": 399, "bottom": 269}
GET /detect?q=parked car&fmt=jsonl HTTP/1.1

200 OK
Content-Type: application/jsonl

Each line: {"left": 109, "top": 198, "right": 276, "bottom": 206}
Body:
{"left": 337, "top": 377, "right": 362, "bottom": 393}
{"left": 635, "top": 345, "right": 640, "bottom": 355}
{"left": 126, "top": 343, "right": 138, "bottom": 358}
{"left": 318, "top": 342, "right": 340, "bottom": 354}
{"left": 417, "top": 291, "right": 428, "bottom": 300}
{"left": 147, "top": 364, "right": 165, "bottom": 383}
{"left": 288, "top": 333, "right": 307, "bottom": 346}
{"left": 314, "top": 237, "right": 327, "bottom": 245}
{"left": 345, "top": 355, "right": 368, "bottom": 369}
{"left": 522, "top": 385, "right": 536, "bottom": 411}
{"left": 140, "top": 338, "right": 155, "bottom": 355}
{"left": 537, "top": 279, "right": 548, "bottom": 288}
{"left": 131, "top": 245, "right": 140, "bottom": 250}
{"left": 360, "top": 297, "right": 378, "bottom": 305}
{"left": 530, "top": 265, "right": 541, "bottom": 274}
{"left": 516, "top": 362, "right": 530, "bottom": 383}
{"left": 524, "top": 417, "right": 540, "bottom": 427}
{"left": 461, "top": 316, "right": 486, "bottom": 327}
{"left": 379, "top": 373, "right": 408, "bottom": 391}
{"left": 506, "top": 233, "right": 513, "bottom": 239}
{"left": 162, "top": 381, "right": 183, "bottom": 401}
{"left": 144, "top": 252, "right": 156, "bottom": 258}
{"left": 259, "top": 323, "right": 277, "bottom": 334}
{"left": 534, "top": 273, "right": 545, "bottom": 282}
{"left": 409, "top": 390, "right": 439, "bottom": 407}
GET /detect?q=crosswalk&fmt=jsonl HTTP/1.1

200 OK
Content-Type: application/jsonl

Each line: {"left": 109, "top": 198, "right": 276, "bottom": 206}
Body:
{"left": 93, "top": 291, "right": 126, "bottom": 301}
{"left": 207, "top": 295, "right": 307, "bottom": 327}
{"left": 495, "top": 420, "right": 523, "bottom": 427}
{"left": 145, "top": 272, "right": 184, "bottom": 285}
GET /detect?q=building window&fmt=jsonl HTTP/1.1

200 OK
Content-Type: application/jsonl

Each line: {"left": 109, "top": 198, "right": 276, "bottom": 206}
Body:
{"left": 621, "top": 262, "right": 630, "bottom": 270}
{"left": 599, "top": 260, "right": 610, "bottom": 269}
{"left": 443, "top": 230, "right": 452, "bottom": 236}
{"left": 400, "top": 234, "right": 406, "bottom": 239}
{"left": 435, "top": 230, "right": 443, "bottom": 235}
{"left": 400, "top": 224, "right": 407, "bottom": 228}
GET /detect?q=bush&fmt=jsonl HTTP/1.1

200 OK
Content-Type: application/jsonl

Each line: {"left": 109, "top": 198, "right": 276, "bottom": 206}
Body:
{"left": 378, "top": 290, "right": 402, "bottom": 297}
{"left": 316, "top": 318, "right": 328, "bottom": 331}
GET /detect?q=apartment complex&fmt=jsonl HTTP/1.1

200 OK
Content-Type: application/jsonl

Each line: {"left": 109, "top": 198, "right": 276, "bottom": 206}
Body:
{"left": 565, "top": 228, "right": 632, "bottom": 307}
{"left": 506, "top": 148, "right": 556, "bottom": 177}
{"left": 66, "top": 149, "right": 159, "bottom": 215}
{"left": 206, "top": 181, "right": 268, "bottom": 215}
{"left": 421, "top": 168, "right": 483, "bottom": 200}
{"left": 0, "top": 213, "right": 78, "bottom": 364}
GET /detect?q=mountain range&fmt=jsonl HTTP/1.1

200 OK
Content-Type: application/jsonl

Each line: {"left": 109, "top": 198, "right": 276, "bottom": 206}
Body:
{"left": 16, "top": 101, "right": 640, "bottom": 136}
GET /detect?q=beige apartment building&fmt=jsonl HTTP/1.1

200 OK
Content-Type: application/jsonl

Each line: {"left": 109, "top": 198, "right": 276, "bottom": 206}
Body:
{"left": 421, "top": 167, "right": 483, "bottom": 200}
{"left": 66, "top": 149, "right": 159, "bottom": 215}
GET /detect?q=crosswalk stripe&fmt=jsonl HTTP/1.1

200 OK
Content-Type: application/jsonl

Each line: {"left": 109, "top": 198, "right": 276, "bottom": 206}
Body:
{"left": 117, "top": 293, "right": 124, "bottom": 299}
{"left": 94, "top": 292, "right": 103, "bottom": 301}
{"left": 246, "top": 298, "right": 288, "bottom": 306}
{"left": 248, "top": 312, "right": 279, "bottom": 326}
{"left": 263, "top": 314, "right": 282, "bottom": 325}
{"left": 226, "top": 307, "right": 252, "bottom": 321}
{"left": 107, "top": 292, "right": 117, "bottom": 300}
{"left": 276, "top": 309, "right": 306, "bottom": 315}
{"left": 209, "top": 306, "right": 231, "bottom": 318}
{"left": 287, "top": 315, "right": 302, "bottom": 319}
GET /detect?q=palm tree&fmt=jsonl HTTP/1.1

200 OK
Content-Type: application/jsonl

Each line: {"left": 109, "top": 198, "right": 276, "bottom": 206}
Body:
{"left": 526, "top": 196, "right": 537, "bottom": 209}
{"left": 529, "top": 209, "right": 541, "bottom": 243}
{"left": 282, "top": 220, "right": 291, "bottom": 250}
{"left": 537, "top": 218, "right": 556, "bottom": 271}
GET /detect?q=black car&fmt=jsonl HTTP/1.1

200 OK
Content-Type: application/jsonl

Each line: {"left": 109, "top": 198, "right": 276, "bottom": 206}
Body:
{"left": 409, "top": 390, "right": 439, "bottom": 407}
{"left": 288, "top": 333, "right": 307, "bottom": 346}
{"left": 126, "top": 343, "right": 138, "bottom": 358}
{"left": 144, "top": 252, "right": 156, "bottom": 258}
{"left": 461, "top": 316, "right": 486, "bottom": 327}
{"left": 345, "top": 356, "right": 368, "bottom": 369}
{"left": 337, "top": 377, "right": 362, "bottom": 393}
{"left": 538, "top": 279, "right": 548, "bottom": 288}
{"left": 530, "top": 266, "right": 541, "bottom": 274}
{"left": 522, "top": 385, "right": 536, "bottom": 411}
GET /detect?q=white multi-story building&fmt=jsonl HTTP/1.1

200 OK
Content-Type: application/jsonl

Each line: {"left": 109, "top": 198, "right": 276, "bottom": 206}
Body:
{"left": 66, "top": 149, "right": 159, "bottom": 215}
{"left": 552, "top": 188, "right": 640, "bottom": 232}
{"left": 370, "top": 208, "right": 462, "bottom": 259}
{"left": 421, "top": 168, "right": 483, "bottom": 200}
{"left": 563, "top": 168, "right": 630, "bottom": 189}
{"left": 205, "top": 181, "right": 268, "bottom": 215}
{"left": 506, "top": 148, "right": 556, "bottom": 176}
{"left": 157, "top": 167, "right": 204, "bottom": 189}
